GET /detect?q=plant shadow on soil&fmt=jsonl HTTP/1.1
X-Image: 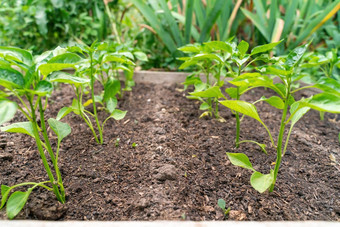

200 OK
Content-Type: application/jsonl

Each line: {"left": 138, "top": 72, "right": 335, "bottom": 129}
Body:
{"left": 0, "top": 82, "right": 339, "bottom": 221}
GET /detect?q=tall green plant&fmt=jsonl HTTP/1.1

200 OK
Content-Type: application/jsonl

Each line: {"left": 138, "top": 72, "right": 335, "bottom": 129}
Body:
{"left": 0, "top": 47, "right": 74, "bottom": 219}
{"left": 223, "top": 43, "right": 340, "bottom": 192}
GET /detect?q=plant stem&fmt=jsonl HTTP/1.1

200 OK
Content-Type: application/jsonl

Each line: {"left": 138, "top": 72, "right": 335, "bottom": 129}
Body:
{"left": 38, "top": 98, "right": 65, "bottom": 199}
{"left": 89, "top": 52, "right": 104, "bottom": 144}
{"left": 269, "top": 92, "right": 290, "bottom": 192}
{"left": 75, "top": 87, "right": 99, "bottom": 143}
{"left": 28, "top": 95, "right": 64, "bottom": 203}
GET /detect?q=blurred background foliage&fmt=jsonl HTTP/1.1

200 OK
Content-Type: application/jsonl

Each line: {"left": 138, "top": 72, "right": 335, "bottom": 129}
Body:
{"left": 0, "top": 0, "right": 339, "bottom": 71}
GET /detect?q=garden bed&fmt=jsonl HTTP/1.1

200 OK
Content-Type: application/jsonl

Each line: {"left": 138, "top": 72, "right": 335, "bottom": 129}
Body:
{"left": 0, "top": 80, "right": 339, "bottom": 221}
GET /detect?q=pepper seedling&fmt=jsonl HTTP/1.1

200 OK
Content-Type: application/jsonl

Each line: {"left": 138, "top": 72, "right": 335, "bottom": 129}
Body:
{"left": 223, "top": 43, "right": 340, "bottom": 193}
{"left": 217, "top": 199, "right": 231, "bottom": 218}
{"left": 51, "top": 42, "right": 135, "bottom": 144}
{"left": 0, "top": 46, "right": 73, "bottom": 219}
{"left": 178, "top": 41, "right": 231, "bottom": 119}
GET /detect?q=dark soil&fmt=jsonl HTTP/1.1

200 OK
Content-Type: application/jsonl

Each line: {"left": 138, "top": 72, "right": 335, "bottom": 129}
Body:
{"left": 0, "top": 82, "right": 339, "bottom": 221}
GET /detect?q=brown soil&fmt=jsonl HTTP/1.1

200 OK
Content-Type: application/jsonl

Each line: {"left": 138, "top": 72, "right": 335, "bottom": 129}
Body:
{"left": 0, "top": 82, "right": 339, "bottom": 221}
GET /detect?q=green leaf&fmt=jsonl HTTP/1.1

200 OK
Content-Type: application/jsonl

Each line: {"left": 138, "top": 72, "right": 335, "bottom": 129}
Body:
{"left": 106, "top": 97, "right": 118, "bottom": 113}
{"left": 204, "top": 41, "right": 233, "bottom": 53}
{"left": 178, "top": 44, "right": 202, "bottom": 53}
{"left": 47, "top": 118, "right": 71, "bottom": 144}
{"left": 48, "top": 53, "right": 82, "bottom": 64}
{"left": 241, "top": 8, "right": 270, "bottom": 41}
{"left": 1, "top": 122, "right": 35, "bottom": 138}
{"left": 0, "top": 185, "right": 10, "bottom": 209}
{"left": 0, "top": 100, "right": 17, "bottom": 125}
{"left": 190, "top": 86, "right": 223, "bottom": 98}
{"left": 6, "top": 190, "right": 31, "bottom": 219}
{"left": 237, "top": 40, "right": 249, "bottom": 57}
{"left": 56, "top": 107, "right": 73, "bottom": 120}
{"left": 0, "top": 67, "right": 25, "bottom": 89}
{"left": 39, "top": 63, "right": 78, "bottom": 78}
{"left": 0, "top": 46, "right": 33, "bottom": 66}
{"left": 33, "top": 80, "right": 53, "bottom": 96}
{"left": 260, "top": 96, "right": 284, "bottom": 109}
{"left": 109, "top": 109, "right": 127, "bottom": 120}
{"left": 302, "top": 93, "right": 340, "bottom": 114}
{"left": 46, "top": 71, "right": 90, "bottom": 86}
{"left": 226, "top": 153, "right": 255, "bottom": 171}
{"left": 103, "top": 79, "right": 120, "bottom": 102}
{"left": 284, "top": 43, "right": 309, "bottom": 70}
{"left": 103, "top": 54, "right": 135, "bottom": 65}
{"left": 199, "top": 102, "right": 210, "bottom": 110}
{"left": 24, "top": 65, "right": 36, "bottom": 89}
{"left": 314, "top": 78, "right": 340, "bottom": 96}
{"left": 133, "top": 51, "right": 148, "bottom": 61}
{"left": 217, "top": 198, "right": 226, "bottom": 209}
{"left": 250, "top": 171, "right": 274, "bottom": 193}
{"left": 220, "top": 100, "right": 262, "bottom": 123}
{"left": 192, "top": 53, "right": 223, "bottom": 63}
{"left": 131, "top": 0, "right": 178, "bottom": 54}
{"left": 250, "top": 40, "right": 283, "bottom": 56}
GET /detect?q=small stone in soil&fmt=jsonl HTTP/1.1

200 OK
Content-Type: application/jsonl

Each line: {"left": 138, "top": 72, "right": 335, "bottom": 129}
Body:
{"left": 155, "top": 164, "right": 178, "bottom": 181}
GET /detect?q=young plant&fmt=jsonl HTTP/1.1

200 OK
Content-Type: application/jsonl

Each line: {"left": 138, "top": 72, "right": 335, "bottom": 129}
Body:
{"left": 222, "top": 43, "right": 340, "bottom": 193}
{"left": 48, "top": 42, "right": 135, "bottom": 144}
{"left": 217, "top": 199, "right": 231, "bottom": 218}
{"left": 179, "top": 41, "right": 232, "bottom": 121}
{"left": 0, "top": 46, "right": 72, "bottom": 219}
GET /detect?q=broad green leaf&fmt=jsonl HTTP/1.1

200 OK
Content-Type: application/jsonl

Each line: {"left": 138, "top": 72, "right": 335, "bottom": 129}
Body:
{"left": 48, "top": 53, "right": 82, "bottom": 64}
{"left": 220, "top": 100, "right": 262, "bottom": 123}
{"left": 314, "top": 77, "right": 340, "bottom": 96}
{"left": 1, "top": 122, "right": 35, "bottom": 138}
{"left": 109, "top": 109, "right": 127, "bottom": 120}
{"left": 6, "top": 190, "right": 31, "bottom": 220}
{"left": 106, "top": 97, "right": 118, "bottom": 113}
{"left": 258, "top": 65, "right": 290, "bottom": 76}
{"left": 226, "top": 153, "right": 255, "bottom": 171}
{"left": 33, "top": 80, "right": 53, "bottom": 96}
{"left": 46, "top": 72, "right": 90, "bottom": 86}
{"left": 217, "top": 198, "right": 226, "bottom": 209}
{"left": 47, "top": 118, "right": 71, "bottom": 144}
{"left": 190, "top": 86, "right": 223, "bottom": 98}
{"left": 103, "top": 54, "right": 135, "bottom": 65}
{"left": 204, "top": 41, "right": 232, "bottom": 53}
{"left": 259, "top": 96, "right": 284, "bottom": 109}
{"left": 0, "top": 46, "right": 33, "bottom": 66}
{"left": 284, "top": 43, "right": 309, "bottom": 70}
{"left": 39, "top": 63, "right": 78, "bottom": 77}
{"left": 133, "top": 52, "right": 148, "bottom": 61}
{"left": 0, "top": 185, "right": 10, "bottom": 209}
{"left": 56, "top": 107, "right": 73, "bottom": 120}
{"left": 200, "top": 102, "right": 210, "bottom": 110}
{"left": 178, "top": 44, "right": 202, "bottom": 53}
{"left": 192, "top": 53, "right": 223, "bottom": 63}
{"left": 302, "top": 93, "right": 340, "bottom": 114}
{"left": 0, "top": 100, "right": 17, "bottom": 125}
{"left": 250, "top": 40, "right": 283, "bottom": 56}
{"left": 288, "top": 103, "right": 310, "bottom": 125}
{"left": 103, "top": 79, "right": 120, "bottom": 102}
{"left": 237, "top": 40, "right": 249, "bottom": 57}
{"left": 250, "top": 171, "right": 274, "bottom": 193}
{"left": 0, "top": 67, "right": 24, "bottom": 89}
{"left": 117, "top": 51, "right": 134, "bottom": 60}
{"left": 229, "top": 73, "right": 282, "bottom": 96}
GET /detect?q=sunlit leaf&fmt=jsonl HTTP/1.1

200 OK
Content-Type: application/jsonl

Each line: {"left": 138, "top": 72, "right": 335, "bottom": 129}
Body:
{"left": 190, "top": 86, "right": 223, "bottom": 98}
{"left": 6, "top": 190, "right": 31, "bottom": 219}
{"left": 0, "top": 100, "right": 17, "bottom": 125}
{"left": 1, "top": 122, "right": 35, "bottom": 138}
{"left": 48, "top": 118, "right": 71, "bottom": 144}
{"left": 250, "top": 170, "right": 274, "bottom": 193}
{"left": 226, "top": 153, "right": 255, "bottom": 171}
{"left": 250, "top": 40, "right": 283, "bottom": 56}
